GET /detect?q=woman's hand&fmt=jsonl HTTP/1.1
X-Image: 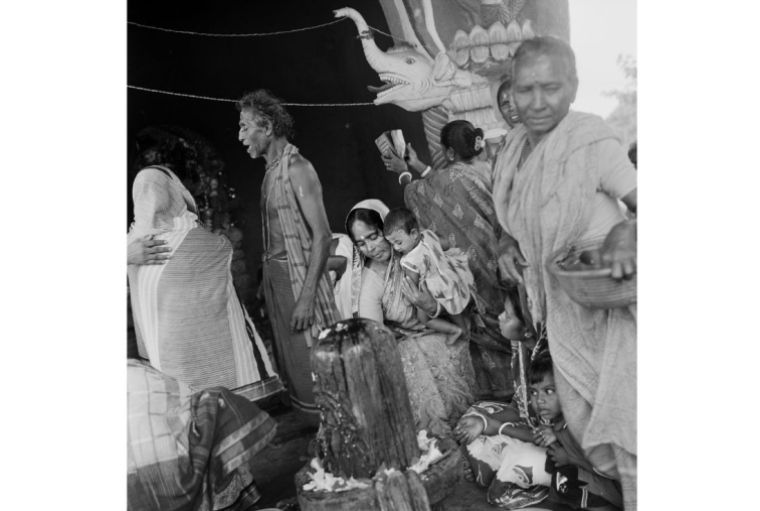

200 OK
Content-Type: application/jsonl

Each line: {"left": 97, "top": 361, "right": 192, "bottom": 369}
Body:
{"left": 498, "top": 236, "right": 529, "bottom": 285}
{"left": 128, "top": 235, "right": 172, "bottom": 265}
{"left": 401, "top": 276, "right": 437, "bottom": 316}
{"left": 454, "top": 415, "right": 485, "bottom": 445}
{"left": 406, "top": 144, "right": 430, "bottom": 175}
{"left": 382, "top": 152, "right": 408, "bottom": 175}
{"left": 599, "top": 219, "right": 636, "bottom": 280}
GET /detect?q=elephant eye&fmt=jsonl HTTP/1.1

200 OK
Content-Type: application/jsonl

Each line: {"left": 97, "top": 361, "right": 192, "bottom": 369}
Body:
{"left": 404, "top": 57, "right": 415, "bottom": 65}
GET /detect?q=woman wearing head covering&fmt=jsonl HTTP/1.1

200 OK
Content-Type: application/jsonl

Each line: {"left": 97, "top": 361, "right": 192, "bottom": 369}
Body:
{"left": 492, "top": 37, "right": 637, "bottom": 508}
{"left": 127, "top": 165, "right": 282, "bottom": 401}
{"left": 344, "top": 199, "right": 476, "bottom": 437}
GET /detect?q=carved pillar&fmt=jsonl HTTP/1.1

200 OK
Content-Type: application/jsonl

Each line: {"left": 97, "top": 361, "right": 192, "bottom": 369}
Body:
{"left": 311, "top": 318, "right": 420, "bottom": 479}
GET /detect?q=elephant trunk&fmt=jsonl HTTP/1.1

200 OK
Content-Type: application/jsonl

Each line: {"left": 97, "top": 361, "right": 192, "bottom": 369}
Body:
{"left": 334, "top": 7, "right": 390, "bottom": 72}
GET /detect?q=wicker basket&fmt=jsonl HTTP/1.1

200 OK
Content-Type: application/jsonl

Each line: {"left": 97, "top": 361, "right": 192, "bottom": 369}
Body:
{"left": 545, "top": 237, "right": 636, "bottom": 309}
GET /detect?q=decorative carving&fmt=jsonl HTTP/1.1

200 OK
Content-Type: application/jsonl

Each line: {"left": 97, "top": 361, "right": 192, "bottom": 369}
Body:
{"left": 335, "top": 1, "right": 568, "bottom": 168}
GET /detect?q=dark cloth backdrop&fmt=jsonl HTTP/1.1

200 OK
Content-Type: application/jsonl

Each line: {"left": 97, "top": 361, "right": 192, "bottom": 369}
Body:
{"left": 128, "top": 0, "right": 432, "bottom": 277}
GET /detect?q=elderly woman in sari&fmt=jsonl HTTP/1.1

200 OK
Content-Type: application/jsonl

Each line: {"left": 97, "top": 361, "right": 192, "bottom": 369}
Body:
{"left": 127, "top": 165, "right": 282, "bottom": 402}
{"left": 344, "top": 199, "right": 476, "bottom": 437}
{"left": 382, "top": 120, "right": 514, "bottom": 402}
{"left": 492, "top": 37, "right": 637, "bottom": 509}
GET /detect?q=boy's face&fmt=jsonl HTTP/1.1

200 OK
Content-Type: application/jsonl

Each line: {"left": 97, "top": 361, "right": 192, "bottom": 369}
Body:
{"left": 386, "top": 228, "right": 418, "bottom": 255}
{"left": 529, "top": 373, "right": 562, "bottom": 422}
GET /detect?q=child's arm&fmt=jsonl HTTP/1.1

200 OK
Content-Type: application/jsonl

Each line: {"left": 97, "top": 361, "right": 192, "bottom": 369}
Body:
{"left": 401, "top": 267, "right": 429, "bottom": 323}
{"left": 547, "top": 444, "right": 571, "bottom": 468}
{"left": 550, "top": 433, "right": 598, "bottom": 473}
{"left": 438, "top": 237, "right": 451, "bottom": 251}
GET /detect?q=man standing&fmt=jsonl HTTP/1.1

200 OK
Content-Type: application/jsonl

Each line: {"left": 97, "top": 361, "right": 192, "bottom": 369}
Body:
{"left": 237, "top": 89, "right": 338, "bottom": 427}
{"left": 492, "top": 37, "right": 637, "bottom": 510}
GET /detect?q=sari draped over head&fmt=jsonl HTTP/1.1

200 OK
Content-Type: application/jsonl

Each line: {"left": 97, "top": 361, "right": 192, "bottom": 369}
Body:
{"left": 345, "top": 199, "right": 389, "bottom": 318}
{"left": 344, "top": 200, "right": 476, "bottom": 437}
{"left": 128, "top": 166, "right": 282, "bottom": 402}
{"left": 492, "top": 111, "right": 637, "bottom": 509}
{"left": 403, "top": 160, "right": 514, "bottom": 401}
{"left": 128, "top": 359, "right": 277, "bottom": 511}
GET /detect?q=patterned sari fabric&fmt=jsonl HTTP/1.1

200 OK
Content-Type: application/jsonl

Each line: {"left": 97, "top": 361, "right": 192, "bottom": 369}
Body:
{"left": 493, "top": 112, "right": 637, "bottom": 509}
{"left": 127, "top": 360, "right": 277, "bottom": 511}
{"left": 404, "top": 160, "right": 513, "bottom": 400}
{"left": 362, "top": 253, "right": 477, "bottom": 438}
{"left": 400, "top": 230, "right": 475, "bottom": 315}
{"left": 461, "top": 339, "right": 552, "bottom": 510}
{"left": 346, "top": 200, "right": 477, "bottom": 438}
{"left": 128, "top": 167, "right": 282, "bottom": 402}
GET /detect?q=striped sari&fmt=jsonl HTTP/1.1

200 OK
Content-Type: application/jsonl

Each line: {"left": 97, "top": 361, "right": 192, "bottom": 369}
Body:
{"left": 128, "top": 359, "right": 277, "bottom": 511}
{"left": 128, "top": 166, "right": 282, "bottom": 401}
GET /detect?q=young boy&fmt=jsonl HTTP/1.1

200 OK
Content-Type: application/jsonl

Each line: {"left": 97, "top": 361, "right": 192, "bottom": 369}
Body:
{"left": 529, "top": 353, "right": 624, "bottom": 511}
{"left": 455, "top": 351, "right": 623, "bottom": 510}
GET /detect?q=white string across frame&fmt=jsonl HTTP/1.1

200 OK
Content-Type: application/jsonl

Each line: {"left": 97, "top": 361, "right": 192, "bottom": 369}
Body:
{"left": 127, "top": 18, "right": 412, "bottom": 46}
{"left": 127, "top": 17, "right": 420, "bottom": 106}
{"left": 126, "top": 85, "right": 376, "bottom": 106}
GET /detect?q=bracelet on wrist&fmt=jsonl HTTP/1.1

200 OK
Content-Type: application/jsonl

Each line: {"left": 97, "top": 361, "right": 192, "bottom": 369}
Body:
{"left": 420, "top": 166, "right": 432, "bottom": 178}
{"left": 398, "top": 171, "right": 412, "bottom": 185}
{"left": 464, "top": 412, "right": 488, "bottom": 433}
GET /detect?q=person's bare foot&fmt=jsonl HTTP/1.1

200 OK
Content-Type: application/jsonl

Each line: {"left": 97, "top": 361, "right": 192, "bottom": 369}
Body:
{"left": 446, "top": 326, "right": 463, "bottom": 345}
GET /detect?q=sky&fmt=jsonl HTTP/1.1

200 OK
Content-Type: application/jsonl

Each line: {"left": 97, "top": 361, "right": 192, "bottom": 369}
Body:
{"left": 569, "top": 0, "right": 637, "bottom": 118}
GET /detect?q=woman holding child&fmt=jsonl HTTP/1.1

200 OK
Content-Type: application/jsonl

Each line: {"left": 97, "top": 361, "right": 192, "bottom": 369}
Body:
{"left": 383, "top": 120, "right": 514, "bottom": 402}
{"left": 345, "top": 199, "right": 476, "bottom": 438}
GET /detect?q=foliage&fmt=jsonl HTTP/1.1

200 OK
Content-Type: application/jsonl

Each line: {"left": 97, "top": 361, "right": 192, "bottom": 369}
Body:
{"left": 604, "top": 55, "right": 637, "bottom": 149}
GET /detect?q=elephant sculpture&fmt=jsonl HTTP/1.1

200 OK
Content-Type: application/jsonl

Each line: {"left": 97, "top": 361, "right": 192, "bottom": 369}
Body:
{"left": 335, "top": 0, "right": 569, "bottom": 168}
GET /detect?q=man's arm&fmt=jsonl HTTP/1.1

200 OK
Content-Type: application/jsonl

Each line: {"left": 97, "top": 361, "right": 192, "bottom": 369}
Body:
{"left": 288, "top": 154, "right": 333, "bottom": 332}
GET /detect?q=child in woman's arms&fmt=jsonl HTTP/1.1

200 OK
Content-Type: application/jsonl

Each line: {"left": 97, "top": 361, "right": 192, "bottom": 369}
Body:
{"left": 384, "top": 207, "right": 478, "bottom": 345}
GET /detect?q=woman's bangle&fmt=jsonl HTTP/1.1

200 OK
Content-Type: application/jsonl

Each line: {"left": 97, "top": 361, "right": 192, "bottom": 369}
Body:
{"left": 420, "top": 166, "right": 432, "bottom": 178}
{"left": 398, "top": 171, "right": 412, "bottom": 185}
{"left": 464, "top": 412, "right": 488, "bottom": 433}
